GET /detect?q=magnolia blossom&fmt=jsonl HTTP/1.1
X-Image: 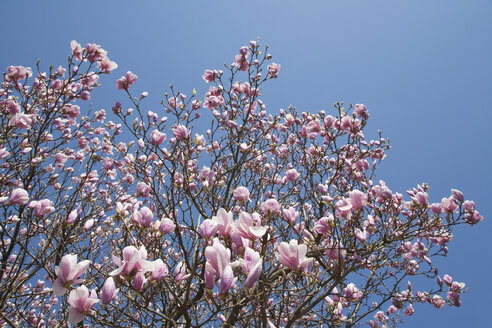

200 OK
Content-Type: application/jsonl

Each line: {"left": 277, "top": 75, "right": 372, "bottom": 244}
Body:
{"left": 9, "top": 188, "right": 29, "bottom": 205}
{"left": 230, "top": 212, "right": 267, "bottom": 248}
{"left": 67, "top": 285, "right": 99, "bottom": 324}
{"left": 282, "top": 207, "right": 300, "bottom": 225}
{"left": 267, "top": 63, "right": 281, "bottom": 78}
{"left": 235, "top": 46, "right": 249, "bottom": 71}
{"left": 347, "top": 190, "right": 368, "bottom": 211}
{"left": 172, "top": 124, "right": 189, "bottom": 141}
{"left": 133, "top": 206, "right": 154, "bottom": 227}
{"left": 212, "top": 208, "right": 234, "bottom": 236}
{"left": 84, "top": 219, "right": 94, "bottom": 231}
{"left": 10, "top": 113, "right": 33, "bottom": 129}
{"left": 150, "top": 129, "right": 166, "bottom": 145}
{"left": 412, "top": 191, "right": 429, "bottom": 206}
{"left": 116, "top": 71, "right": 138, "bottom": 91}
{"left": 285, "top": 168, "right": 300, "bottom": 182}
{"left": 233, "top": 186, "right": 250, "bottom": 203}
{"left": 276, "top": 239, "right": 313, "bottom": 272}
{"left": 152, "top": 259, "right": 169, "bottom": 282}
{"left": 70, "top": 40, "right": 83, "bottom": 61}
{"left": 98, "top": 57, "right": 118, "bottom": 74}
{"left": 199, "top": 219, "right": 218, "bottom": 238}
{"left": 110, "top": 246, "right": 155, "bottom": 290}
{"left": 354, "top": 104, "right": 369, "bottom": 119}
{"left": 355, "top": 228, "right": 367, "bottom": 243}
{"left": 261, "top": 199, "right": 281, "bottom": 216}
{"left": 136, "top": 181, "right": 152, "bottom": 198}
{"left": 440, "top": 197, "right": 458, "bottom": 214}
{"left": 158, "top": 217, "right": 175, "bottom": 234}
{"left": 451, "top": 189, "right": 464, "bottom": 202}
{"left": 67, "top": 209, "right": 78, "bottom": 224}
{"left": 344, "top": 283, "right": 363, "bottom": 302}
{"left": 241, "top": 247, "right": 263, "bottom": 287}
{"left": 314, "top": 215, "right": 334, "bottom": 234}
{"left": 205, "top": 238, "right": 235, "bottom": 294}
{"left": 202, "top": 69, "right": 217, "bottom": 83}
{"left": 100, "top": 277, "right": 117, "bottom": 304}
{"left": 28, "top": 199, "right": 55, "bottom": 217}
{"left": 52, "top": 254, "right": 90, "bottom": 296}
{"left": 335, "top": 199, "right": 352, "bottom": 218}
{"left": 174, "top": 261, "right": 190, "bottom": 282}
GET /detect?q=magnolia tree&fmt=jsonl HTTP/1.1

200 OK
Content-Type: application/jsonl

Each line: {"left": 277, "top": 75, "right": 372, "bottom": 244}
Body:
{"left": 0, "top": 40, "right": 483, "bottom": 328}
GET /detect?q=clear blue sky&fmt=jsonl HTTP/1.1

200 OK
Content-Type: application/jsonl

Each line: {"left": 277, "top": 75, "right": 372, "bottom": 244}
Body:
{"left": 2, "top": 1, "right": 491, "bottom": 326}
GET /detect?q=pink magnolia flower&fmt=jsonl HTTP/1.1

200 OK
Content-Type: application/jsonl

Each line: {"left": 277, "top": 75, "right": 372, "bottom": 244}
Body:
{"left": 355, "top": 228, "right": 367, "bottom": 243}
{"left": 205, "top": 238, "right": 235, "bottom": 294}
{"left": 100, "top": 277, "right": 117, "bottom": 304}
{"left": 28, "top": 199, "right": 55, "bottom": 217}
{"left": 443, "top": 274, "right": 453, "bottom": 286}
{"left": 9, "top": 188, "right": 29, "bottom": 205}
{"left": 447, "top": 291, "right": 461, "bottom": 307}
{"left": 235, "top": 52, "right": 249, "bottom": 71}
{"left": 305, "top": 119, "right": 321, "bottom": 139}
{"left": 199, "top": 219, "right": 218, "bottom": 238}
{"left": 110, "top": 246, "right": 155, "bottom": 281}
{"left": 285, "top": 168, "right": 300, "bottom": 182}
{"left": 230, "top": 212, "right": 267, "bottom": 248}
{"left": 151, "top": 259, "right": 169, "bottom": 282}
{"left": 462, "top": 200, "right": 475, "bottom": 213}
{"left": 174, "top": 261, "right": 190, "bottom": 282}
{"left": 10, "top": 113, "right": 33, "bottom": 129}
{"left": 116, "top": 71, "right": 138, "bottom": 91}
{"left": 430, "top": 203, "right": 442, "bottom": 214}
{"left": 212, "top": 208, "right": 234, "bottom": 236}
{"left": 440, "top": 197, "right": 458, "bottom": 214}
{"left": 6, "top": 66, "right": 32, "bottom": 82}
{"left": 84, "top": 219, "right": 94, "bottom": 231}
{"left": 267, "top": 63, "right": 280, "bottom": 78}
{"left": 233, "top": 186, "right": 250, "bottom": 203}
{"left": 347, "top": 190, "right": 367, "bottom": 211}
{"left": 282, "top": 207, "right": 299, "bottom": 225}
{"left": 85, "top": 43, "right": 107, "bottom": 63}
{"left": 466, "top": 211, "right": 483, "bottom": 225}
{"left": 451, "top": 189, "right": 464, "bottom": 202}
{"left": 158, "top": 217, "right": 175, "bottom": 234}
{"left": 191, "top": 99, "right": 202, "bottom": 110}
{"left": 67, "top": 209, "right": 78, "bottom": 224}
{"left": 276, "top": 239, "right": 313, "bottom": 272}
{"left": 241, "top": 247, "right": 262, "bottom": 287}
{"left": 344, "top": 283, "right": 363, "bottom": 302}
{"left": 150, "top": 129, "right": 167, "bottom": 145}
{"left": 172, "top": 124, "right": 189, "bottom": 141}
{"left": 202, "top": 69, "right": 217, "bottom": 83}
{"left": 412, "top": 191, "right": 429, "bottom": 206}
{"left": 314, "top": 215, "right": 334, "bottom": 234}
{"left": 136, "top": 181, "right": 152, "bottom": 197}
{"left": 97, "top": 57, "right": 118, "bottom": 74}
{"left": 133, "top": 206, "right": 154, "bottom": 227}
{"left": 335, "top": 199, "right": 352, "bottom": 218}
{"left": 354, "top": 104, "right": 369, "bottom": 119}
{"left": 371, "top": 180, "right": 393, "bottom": 204}
{"left": 55, "top": 153, "right": 68, "bottom": 167}
{"left": 70, "top": 40, "right": 83, "bottom": 61}
{"left": 67, "top": 285, "right": 99, "bottom": 324}
{"left": 52, "top": 254, "right": 90, "bottom": 296}
{"left": 261, "top": 199, "right": 281, "bottom": 216}
{"left": 430, "top": 294, "right": 446, "bottom": 309}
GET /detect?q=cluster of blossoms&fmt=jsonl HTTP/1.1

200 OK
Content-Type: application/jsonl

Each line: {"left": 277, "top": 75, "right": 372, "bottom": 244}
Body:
{"left": 0, "top": 40, "right": 482, "bottom": 327}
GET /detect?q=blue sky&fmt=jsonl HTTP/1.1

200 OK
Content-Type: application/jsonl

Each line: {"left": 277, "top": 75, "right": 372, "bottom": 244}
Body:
{"left": 2, "top": 1, "right": 491, "bottom": 326}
